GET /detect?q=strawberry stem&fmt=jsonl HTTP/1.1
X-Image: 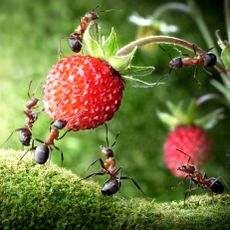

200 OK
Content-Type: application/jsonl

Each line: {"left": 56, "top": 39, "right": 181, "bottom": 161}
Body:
{"left": 116, "top": 35, "right": 227, "bottom": 75}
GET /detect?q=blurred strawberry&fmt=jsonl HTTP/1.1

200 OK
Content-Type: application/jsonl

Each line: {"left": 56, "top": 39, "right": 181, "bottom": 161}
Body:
{"left": 157, "top": 100, "right": 223, "bottom": 177}
{"left": 44, "top": 26, "right": 156, "bottom": 131}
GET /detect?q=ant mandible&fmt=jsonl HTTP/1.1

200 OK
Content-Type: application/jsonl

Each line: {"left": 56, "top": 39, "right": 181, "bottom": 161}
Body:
{"left": 176, "top": 148, "right": 228, "bottom": 206}
{"left": 80, "top": 124, "right": 145, "bottom": 196}
{"left": 60, "top": 6, "right": 99, "bottom": 55}
{"left": 160, "top": 45, "right": 217, "bottom": 79}
{"left": 4, "top": 81, "right": 40, "bottom": 148}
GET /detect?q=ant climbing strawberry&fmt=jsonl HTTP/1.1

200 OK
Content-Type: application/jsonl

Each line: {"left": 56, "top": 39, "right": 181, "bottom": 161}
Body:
{"left": 176, "top": 148, "right": 229, "bottom": 206}
{"left": 59, "top": 6, "right": 99, "bottom": 56}
{"left": 80, "top": 124, "right": 145, "bottom": 196}
{"left": 4, "top": 81, "right": 41, "bottom": 148}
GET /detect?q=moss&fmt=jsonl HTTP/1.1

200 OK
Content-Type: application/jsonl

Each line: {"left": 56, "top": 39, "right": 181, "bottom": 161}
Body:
{"left": 0, "top": 149, "right": 229, "bottom": 230}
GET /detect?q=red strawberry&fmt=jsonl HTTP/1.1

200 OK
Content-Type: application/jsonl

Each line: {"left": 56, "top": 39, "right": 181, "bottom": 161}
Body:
{"left": 44, "top": 55, "right": 124, "bottom": 131}
{"left": 44, "top": 26, "right": 155, "bottom": 131}
{"left": 164, "top": 125, "right": 211, "bottom": 177}
{"left": 158, "top": 100, "right": 222, "bottom": 177}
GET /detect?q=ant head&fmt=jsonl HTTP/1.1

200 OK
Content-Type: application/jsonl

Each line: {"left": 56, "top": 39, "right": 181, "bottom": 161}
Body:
{"left": 53, "top": 120, "right": 67, "bottom": 130}
{"left": 19, "top": 128, "right": 32, "bottom": 146}
{"left": 85, "top": 11, "right": 99, "bottom": 20}
{"left": 101, "top": 178, "right": 121, "bottom": 196}
{"left": 100, "top": 146, "right": 114, "bottom": 158}
{"left": 203, "top": 53, "right": 217, "bottom": 67}
{"left": 34, "top": 144, "right": 49, "bottom": 164}
{"left": 169, "top": 57, "right": 183, "bottom": 69}
{"left": 177, "top": 164, "right": 195, "bottom": 173}
{"left": 68, "top": 37, "right": 82, "bottom": 53}
{"left": 209, "top": 178, "right": 224, "bottom": 194}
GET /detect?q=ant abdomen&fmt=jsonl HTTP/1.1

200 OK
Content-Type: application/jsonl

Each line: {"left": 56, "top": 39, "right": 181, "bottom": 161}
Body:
{"left": 68, "top": 38, "right": 82, "bottom": 53}
{"left": 19, "top": 128, "right": 32, "bottom": 146}
{"left": 203, "top": 53, "right": 217, "bottom": 68}
{"left": 101, "top": 179, "right": 121, "bottom": 196}
{"left": 209, "top": 178, "right": 224, "bottom": 194}
{"left": 34, "top": 144, "right": 49, "bottom": 164}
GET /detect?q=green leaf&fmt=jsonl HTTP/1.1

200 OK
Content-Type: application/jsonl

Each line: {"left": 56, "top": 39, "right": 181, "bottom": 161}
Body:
{"left": 156, "top": 111, "right": 179, "bottom": 129}
{"left": 195, "top": 108, "right": 224, "bottom": 129}
{"left": 123, "top": 75, "right": 164, "bottom": 88}
{"left": 121, "top": 66, "right": 155, "bottom": 77}
{"left": 82, "top": 23, "right": 104, "bottom": 59}
{"left": 211, "top": 80, "right": 230, "bottom": 103}
{"left": 109, "top": 47, "right": 137, "bottom": 72}
{"left": 102, "top": 27, "right": 119, "bottom": 59}
{"left": 221, "top": 45, "right": 230, "bottom": 79}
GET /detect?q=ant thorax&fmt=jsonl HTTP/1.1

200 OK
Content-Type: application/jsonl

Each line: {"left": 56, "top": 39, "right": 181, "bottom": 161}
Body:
{"left": 177, "top": 164, "right": 196, "bottom": 174}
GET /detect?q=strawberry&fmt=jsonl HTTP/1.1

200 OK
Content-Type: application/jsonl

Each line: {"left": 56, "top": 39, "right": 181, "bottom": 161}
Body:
{"left": 44, "top": 55, "right": 124, "bottom": 131}
{"left": 44, "top": 25, "right": 156, "bottom": 130}
{"left": 164, "top": 125, "right": 211, "bottom": 177}
{"left": 158, "top": 100, "right": 223, "bottom": 177}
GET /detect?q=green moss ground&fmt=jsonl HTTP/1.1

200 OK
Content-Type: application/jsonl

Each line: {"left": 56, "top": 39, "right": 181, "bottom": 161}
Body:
{"left": 0, "top": 149, "right": 229, "bottom": 230}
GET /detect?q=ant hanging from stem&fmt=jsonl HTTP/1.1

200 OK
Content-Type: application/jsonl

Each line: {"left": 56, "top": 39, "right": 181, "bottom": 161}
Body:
{"left": 159, "top": 44, "right": 217, "bottom": 82}
{"left": 4, "top": 81, "right": 41, "bottom": 148}
{"left": 80, "top": 124, "right": 145, "bottom": 196}
{"left": 176, "top": 148, "right": 229, "bottom": 206}
{"left": 58, "top": 6, "right": 100, "bottom": 57}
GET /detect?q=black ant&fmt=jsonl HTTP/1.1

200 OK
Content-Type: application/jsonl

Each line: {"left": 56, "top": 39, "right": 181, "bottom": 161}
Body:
{"left": 176, "top": 149, "right": 228, "bottom": 206}
{"left": 160, "top": 45, "right": 217, "bottom": 79}
{"left": 19, "top": 110, "right": 85, "bottom": 165}
{"left": 80, "top": 124, "right": 145, "bottom": 196}
{"left": 4, "top": 81, "right": 40, "bottom": 147}
{"left": 59, "top": 6, "right": 99, "bottom": 55}
{"left": 19, "top": 119, "right": 70, "bottom": 165}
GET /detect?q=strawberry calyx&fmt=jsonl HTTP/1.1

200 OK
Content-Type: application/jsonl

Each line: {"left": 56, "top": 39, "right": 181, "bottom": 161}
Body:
{"left": 81, "top": 23, "right": 158, "bottom": 88}
{"left": 157, "top": 99, "right": 223, "bottom": 130}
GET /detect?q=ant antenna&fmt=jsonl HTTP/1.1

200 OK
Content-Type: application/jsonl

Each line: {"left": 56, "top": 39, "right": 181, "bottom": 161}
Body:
{"left": 176, "top": 148, "right": 191, "bottom": 164}
{"left": 159, "top": 45, "right": 173, "bottom": 60}
{"left": 104, "top": 123, "right": 109, "bottom": 147}
{"left": 27, "top": 80, "right": 33, "bottom": 98}
{"left": 111, "top": 131, "right": 120, "bottom": 148}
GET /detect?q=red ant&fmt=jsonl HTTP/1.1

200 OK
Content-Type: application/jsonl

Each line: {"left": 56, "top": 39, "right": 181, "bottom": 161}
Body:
{"left": 60, "top": 6, "right": 99, "bottom": 55}
{"left": 80, "top": 124, "right": 145, "bottom": 196}
{"left": 176, "top": 148, "right": 228, "bottom": 206}
{"left": 160, "top": 45, "right": 217, "bottom": 79}
{"left": 4, "top": 81, "right": 40, "bottom": 147}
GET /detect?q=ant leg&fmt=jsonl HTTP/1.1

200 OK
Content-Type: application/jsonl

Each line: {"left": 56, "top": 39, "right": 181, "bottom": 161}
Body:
{"left": 53, "top": 143, "right": 64, "bottom": 168}
{"left": 158, "top": 45, "right": 173, "bottom": 60}
{"left": 192, "top": 44, "right": 197, "bottom": 55}
{"left": 34, "top": 138, "right": 44, "bottom": 144}
{"left": 111, "top": 132, "right": 120, "bottom": 148}
{"left": 57, "top": 129, "right": 71, "bottom": 140}
{"left": 203, "top": 66, "right": 214, "bottom": 76}
{"left": 119, "top": 176, "right": 145, "bottom": 195}
{"left": 87, "top": 158, "right": 105, "bottom": 171}
{"left": 18, "top": 144, "right": 36, "bottom": 163}
{"left": 193, "top": 65, "right": 201, "bottom": 86}
{"left": 184, "top": 186, "right": 197, "bottom": 206}
{"left": 2, "top": 128, "right": 21, "bottom": 145}
{"left": 80, "top": 171, "right": 105, "bottom": 181}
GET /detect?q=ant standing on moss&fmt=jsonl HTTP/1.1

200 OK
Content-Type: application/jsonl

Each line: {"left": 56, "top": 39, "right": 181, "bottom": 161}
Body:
{"left": 176, "top": 148, "right": 228, "bottom": 206}
{"left": 4, "top": 81, "right": 41, "bottom": 148}
{"left": 80, "top": 124, "right": 145, "bottom": 196}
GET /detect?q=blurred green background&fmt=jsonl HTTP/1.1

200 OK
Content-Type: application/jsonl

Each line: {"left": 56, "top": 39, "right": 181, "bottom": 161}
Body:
{"left": 0, "top": 0, "right": 229, "bottom": 201}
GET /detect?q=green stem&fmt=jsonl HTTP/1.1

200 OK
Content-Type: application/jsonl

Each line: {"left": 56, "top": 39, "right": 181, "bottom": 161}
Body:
{"left": 116, "top": 36, "right": 227, "bottom": 75}
{"left": 225, "top": 0, "right": 230, "bottom": 43}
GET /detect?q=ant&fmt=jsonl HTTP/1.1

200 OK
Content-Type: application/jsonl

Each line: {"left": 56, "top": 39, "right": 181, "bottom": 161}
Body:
{"left": 59, "top": 6, "right": 99, "bottom": 56}
{"left": 176, "top": 148, "right": 228, "bottom": 206}
{"left": 80, "top": 124, "right": 145, "bottom": 196}
{"left": 4, "top": 81, "right": 40, "bottom": 148}
{"left": 160, "top": 45, "right": 217, "bottom": 80}
{"left": 20, "top": 110, "right": 85, "bottom": 165}
{"left": 19, "top": 119, "right": 70, "bottom": 165}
